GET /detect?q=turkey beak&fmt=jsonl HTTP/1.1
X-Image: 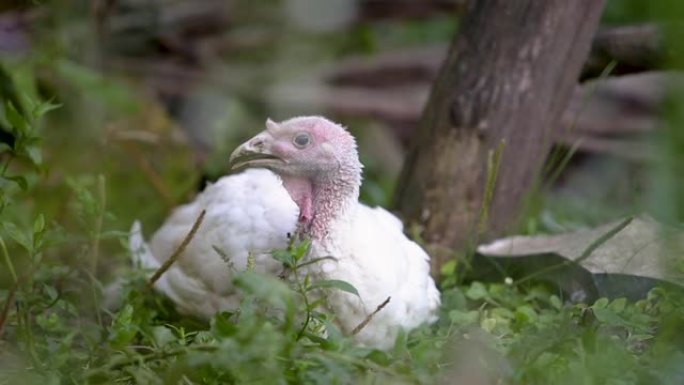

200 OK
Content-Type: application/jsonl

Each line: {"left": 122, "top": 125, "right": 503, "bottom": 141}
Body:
{"left": 229, "top": 132, "right": 284, "bottom": 171}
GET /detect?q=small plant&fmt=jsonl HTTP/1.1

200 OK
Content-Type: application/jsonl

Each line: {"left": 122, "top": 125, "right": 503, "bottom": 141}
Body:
{"left": 75, "top": 235, "right": 443, "bottom": 384}
{"left": 439, "top": 279, "right": 684, "bottom": 385}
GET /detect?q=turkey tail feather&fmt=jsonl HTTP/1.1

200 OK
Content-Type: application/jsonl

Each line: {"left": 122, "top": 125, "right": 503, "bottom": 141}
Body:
{"left": 129, "top": 221, "right": 159, "bottom": 270}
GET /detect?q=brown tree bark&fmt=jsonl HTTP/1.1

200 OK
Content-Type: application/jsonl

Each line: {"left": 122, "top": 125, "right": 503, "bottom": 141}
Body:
{"left": 393, "top": 0, "right": 606, "bottom": 273}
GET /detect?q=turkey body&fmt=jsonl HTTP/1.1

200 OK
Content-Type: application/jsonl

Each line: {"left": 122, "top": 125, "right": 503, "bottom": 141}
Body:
{"left": 131, "top": 169, "right": 298, "bottom": 318}
{"left": 131, "top": 116, "right": 440, "bottom": 349}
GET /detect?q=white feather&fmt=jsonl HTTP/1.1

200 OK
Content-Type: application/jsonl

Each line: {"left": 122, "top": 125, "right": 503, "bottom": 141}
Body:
{"left": 132, "top": 168, "right": 298, "bottom": 318}
{"left": 131, "top": 169, "right": 439, "bottom": 349}
{"left": 298, "top": 203, "right": 441, "bottom": 348}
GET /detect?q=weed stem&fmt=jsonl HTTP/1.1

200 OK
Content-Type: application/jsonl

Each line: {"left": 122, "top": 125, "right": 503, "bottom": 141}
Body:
{"left": 147, "top": 210, "right": 206, "bottom": 288}
{"left": 0, "top": 236, "right": 17, "bottom": 283}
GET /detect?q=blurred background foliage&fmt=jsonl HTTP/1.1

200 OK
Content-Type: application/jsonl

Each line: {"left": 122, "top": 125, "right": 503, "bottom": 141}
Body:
{"left": 0, "top": 0, "right": 683, "bottom": 383}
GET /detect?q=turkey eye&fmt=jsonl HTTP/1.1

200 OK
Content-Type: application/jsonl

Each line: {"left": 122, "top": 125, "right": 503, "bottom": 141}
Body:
{"left": 293, "top": 132, "right": 311, "bottom": 149}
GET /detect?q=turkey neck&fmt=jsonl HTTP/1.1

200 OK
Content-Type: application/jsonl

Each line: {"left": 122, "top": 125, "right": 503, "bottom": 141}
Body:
{"left": 281, "top": 162, "right": 361, "bottom": 242}
{"left": 281, "top": 176, "right": 314, "bottom": 226}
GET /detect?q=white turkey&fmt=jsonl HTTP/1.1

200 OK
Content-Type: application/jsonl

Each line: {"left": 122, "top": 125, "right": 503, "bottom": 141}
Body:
{"left": 130, "top": 116, "right": 440, "bottom": 349}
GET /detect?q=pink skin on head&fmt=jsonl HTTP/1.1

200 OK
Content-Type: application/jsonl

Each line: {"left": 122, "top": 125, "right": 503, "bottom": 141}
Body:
{"left": 264, "top": 117, "right": 362, "bottom": 239}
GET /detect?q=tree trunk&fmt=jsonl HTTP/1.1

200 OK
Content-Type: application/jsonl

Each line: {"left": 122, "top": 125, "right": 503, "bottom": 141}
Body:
{"left": 394, "top": 0, "right": 605, "bottom": 273}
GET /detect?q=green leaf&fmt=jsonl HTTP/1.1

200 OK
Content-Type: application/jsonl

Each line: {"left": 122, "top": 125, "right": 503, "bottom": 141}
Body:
{"left": 4, "top": 101, "right": 29, "bottom": 134}
{"left": 441, "top": 259, "right": 457, "bottom": 276}
{"left": 5, "top": 175, "right": 28, "bottom": 190}
{"left": 465, "top": 281, "right": 489, "bottom": 300}
{"left": 33, "top": 214, "right": 45, "bottom": 234}
{"left": 323, "top": 320, "right": 344, "bottom": 345}
{"left": 448, "top": 309, "right": 479, "bottom": 325}
{"left": 366, "top": 349, "right": 392, "bottom": 366}
{"left": 550, "top": 295, "right": 562, "bottom": 310}
{"left": 630, "top": 334, "right": 654, "bottom": 342}
{"left": 272, "top": 249, "right": 295, "bottom": 267}
{"left": 150, "top": 326, "right": 176, "bottom": 348}
{"left": 514, "top": 305, "right": 538, "bottom": 324}
{"left": 0, "top": 64, "right": 26, "bottom": 118}
{"left": 43, "top": 284, "right": 58, "bottom": 302}
{"left": 592, "top": 297, "right": 609, "bottom": 309}
{"left": 25, "top": 143, "right": 42, "bottom": 166}
{"left": 309, "top": 279, "right": 360, "bottom": 297}
{"left": 32, "top": 100, "right": 61, "bottom": 119}
{"left": 592, "top": 307, "right": 624, "bottom": 326}
{"left": 291, "top": 238, "right": 311, "bottom": 262}
{"left": 608, "top": 297, "right": 627, "bottom": 313}
{"left": 32, "top": 215, "right": 46, "bottom": 252}
{"left": 490, "top": 307, "right": 515, "bottom": 320}
{"left": 211, "top": 311, "right": 238, "bottom": 337}
{"left": 109, "top": 304, "right": 138, "bottom": 348}
{"left": 3, "top": 222, "right": 31, "bottom": 252}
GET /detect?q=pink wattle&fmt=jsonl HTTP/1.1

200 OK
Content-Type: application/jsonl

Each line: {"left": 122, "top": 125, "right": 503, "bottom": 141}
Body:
{"left": 281, "top": 176, "right": 314, "bottom": 228}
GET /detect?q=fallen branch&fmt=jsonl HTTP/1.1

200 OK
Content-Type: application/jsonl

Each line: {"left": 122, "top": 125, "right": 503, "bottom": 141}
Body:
{"left": 351, "top": 296, "right": 391, "bottom": 335}
{"left": 147, "top": 209, "right": 206, "bottom": 289}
